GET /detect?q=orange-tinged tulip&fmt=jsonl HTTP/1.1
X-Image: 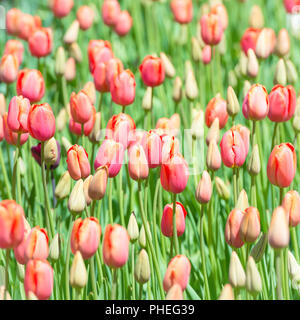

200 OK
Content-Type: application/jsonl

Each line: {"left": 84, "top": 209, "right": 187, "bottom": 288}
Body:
{"left": 0, "top": 54, "right": 19, "bottom": 84}
{"left": 70, "top": 90, "right": 93, "bottom": 124}
{"left": 71, "top": 217, "right": 101, "bottom": 259}
{"left": 102, "top": 0, "right": 121, "bottom": 27}
{"left": 128, "top": 143, "right": 149, "bottom": 181}
{"left": 6, "top": 8, "right": 22, "bottom": 36}
{"left": 163, "top": 255, "right": 191, "bottom": 292}
{"left": 139, "top": 55, "right": 165, "bottom": 87}
{"left": 114, "top": 11, "right": 133, "bottom": 36}
{"left": 24, "top": 226, "right": 49, "bottom": 263}
{"left": 170, "top": 0, "right": 193, "bottom": 25}
{"left": 210, "top": 3, "right": 228, "bottom": 30}
{"left": 52, "top": 0, "right": 74, "bottom": 18}
{"left": 205, "top": 94, "right": 228, "bottom": 129}
{"left": 67, "top": 144, "right": 91, "bottom": 181}
{"left": 3, "top": 113, "right": 29, "bottom": 146}
{"left": 200, "top": 13, "right": 223, "bottom": 46}
{"left": 7, "top": 95, "right": 30, "bottom": 133}
{"left": 141, "top": 130, "right": 162, "bottom": 168}
{"left": 282, "top": 190, "right": 300, "bottom": 227}
{"left": 24, "top": 259, "right": 53, "bottom": 300}
{"left": 4, "top": 40, "right": 24, "bottom": 65}
{"left": 267, "top": 143, "right": 296, "bottom": 188}
{"left": 196, "top": 170, "right": 212, "bottom": 204}
{"left": 103, "top": 224, "right": 129, "bottom": 268}
{"left": 161, "top": 202, "right": 187, "bottom": 237}
{"left": 88, "top": 40, "right": 113, "bottom": 73}
{"left": 28, "top": 27, "right": 53, "bottom": 58}
{"left": 77, "top": 6, "right": 94, "bottom": 30}
{"left": 0, "top": 200, "right": 25, "bottom": 249}
{"left": 14, "top": 218, "right": 31, "bottom": 265}
{"left": 255, "top": 28, "right": 276, "bottom": 59}
{"left": 225, "top": 208, "right": 244, "bottom": 248}
{"left": 239, "top": 207, "right": 260, "bottom": 243}
{"left": 18, "top": 13, "right": 41, "bottom": 41}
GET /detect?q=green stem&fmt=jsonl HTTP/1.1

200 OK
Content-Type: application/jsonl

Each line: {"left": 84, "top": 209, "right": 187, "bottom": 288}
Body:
{"left": 131, "top": 244, "right": 135, "bottom": 300}
{"left": 275, "top": 249, "right": 283, "bottom": 300}
{"left": 90, "top": 256, "right": 98, "bottom": 299}
{"left": 291, "top": 227, "right": 300, "bottom": 263}
{"left": 233, "top": 168, "right": 238, "bottom": 205}
{"left": 271, "top": 123, "right": 279, "bottom": 150}
{"left": 12, "top": 134, "right": 21, "bottom": 200}
{"left": 4, "top": 249, "right": 10, "bottom": 301}
{"left": 65, "top": 217, "right": 74, "bottom": 300}
{"left": 0, "top": 147, "right": 12, "bottom": 199}
{"left": 200, "top": 205, "right": 210, "bottom": 299}
{"left": 111, "top": 268, "right": 118, "bottom": 300}
{"left": 108, "top": 179, "right": 113, "bottom": 224}
{"left": 172, "top": 193, "right": 179, "bottom": 255}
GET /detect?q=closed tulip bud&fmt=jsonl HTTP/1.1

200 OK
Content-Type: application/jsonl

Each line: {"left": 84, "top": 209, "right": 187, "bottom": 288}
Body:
{"left": 200, "top": 13, "right": 223, "bottom": 46}
{"left": 250, "top": 232, "right": 268, "bottom": 262}
{"left": 247, "top": 144, "right": 261, "bottom": 176}
{"left": 239, "top": 207, "right": 260, "bottom": 243}
{"left": 114, "top": 10, "right": 132, "bottom": 36}
{"left": 247, "top": 49, "right": 259, "bottom": 78}
{"left": 191, "top": 37, "right": 202, "bottom": 62}
{"left": 215, "top": 177, "right": 230, "bottom": 200}
{"left": 0, "top": 54, "right": 19, "bottom": 84}
{"left": 286, "top": 60, "right": 298, "bottom": 84}
{"left": 241, "top": 28, "right": 261, "bottom": 56}
{"left": 56, "top": 108, "right": 67, "bottom": 132}
{"left": 288, "top": 250, "right": 300, "bottom": 280}
{"left": 29, "top": 28, "right": 53, "bottom": 58}
{"left": 185, "top": 69, "right": 198, "bottom": 101}
{"left": 161, "top": 202, "right": 187, "bottom": 237}
{"left": 229, "top": 251, "right": 246, "bottom": 288}
{"left": 17, "top": 262, "right": 25, "bottom": 281}
{"left": 77, "top": 6, "right": 94, "bottom": 31}
{"left": 163, "top": 255, "right": 191, "bottom": 292}
{"left": 267, "top": 143, "right": 296, "bottom": 188}
{"left": 70, "top": 251, "right": 87, "bottom": 289}
{"left": 55, "top": 47, "right": 66, "bottom": 76}
{"left": 71, "top": 217, "right": 101, "bottom": 259}
{"left": 255, "top": 28, "right": 276, "bottom": 59}
{"left": 218, "top": 284, "right": 234, "bottom": 300}
{"left": 275, "top": 29, "right": 290, "bottom": 57}
{"left": 227, "top": 86, "right": 240, "bottom": 118}
{"left": 55, "top": 171, "right": 71, "bottom": 199}
{"left": 293, "top": 115, "right": 300, "bottom": 133}
{"left": 24, "top": 259, "right": 53, "bottom": 300}
{"left": 65, "top": 58, "right": 76, "bottom": 82}
{"left": 249, "top": 5, "right": 264, "bottom": 29}
{"left": 228, "top": 70, "right": 238, "bottom": 88}
{"left": 128, "top": 144, "right": 149, "bottom": 181}
{"left": 190, "top": 109, "right": 204, "bottom": 140}
{"left": 44, "top": 138, "right": 58, "bottom": 166}
{"left": 67, "top": 145, "right": 90, "bottom": 180}
{"left": 205, "top": 94, "right": 228, "bottom": 129}
{"left": 243, "top": 80, "right": 252, "bottom": 99}
{"left": 110, "top": 69, "right": 136, "bottom": 107}
{"left": 139, "top": 55, "right": 165, "bottom": 87}
{"left": 103, "top": 224, "right": 130, "bottom": 268}
{"left": 160, "top": 53, "right": 175, "bottom": 78}
{"left": 268, "top": 206, "right": 290, "bottom": 249}
{"left": 172, "top": 77, "right": 183, "bottom": 103}
{"left": 135, "top": 249, "right": 151, "bottom": 284}
{"left": 64, "top": 20, "right": 79, "bottom": 44}
{"left": 196, "top": 171, "right": 212, "bottom": 204}
{"left": 102, "top": 0, "right": 121, "bottom": 27}
{"left": 49, "top": 234, "right": 60, "bottom": 261}
{"left": 70, "top": 42, "right": 83, "bottom": 63}
{"left": 0, "top": 94, "right": 6, "bottom": 116}
{"left": 246, "top": 256, "right": 262, "bottom": 296}
{"left": 52, "top": 0, "right": 74, "bottom": 18}
{"left": 17, "top": 69, "right": 45, "bottom": 103}
{"left": 142, "top": 87, "right": 153, "bottom": 111}
{"left": 83, "top": 175, "right": 93, "bottom": 206}
{"left": 225, "top": 209, "right": 244, "bottom": 248}
{"left": 88, "top": 166, "right": 108, "bottom": 200}
{"left": 282, "top": 190, "right": 300, "bottom": 227}
{"left": 139, "top": 222, "right": 151, "bottom": 248}
{"left": 0, "top": 200, "right": 25, "bottom": 249}
{"left": 24, "top": 227, "right": 49, "bottom": 263}
{"left": 236, "top": 189, "right": 249, "bottom": 211}
{"left": 68, "top": 179, "right": 86, "bottom": 215}
{"left": 206, "top": 140, "right": 221, "bottom": 171}
{"left": 274, "top": 59, "right": 287, "bottom": 86}
{"left": 238, "top": 52, "right": 248, "bottom": 77}
{"left": 127, "top": 212, "right": 139, "bottom": 243}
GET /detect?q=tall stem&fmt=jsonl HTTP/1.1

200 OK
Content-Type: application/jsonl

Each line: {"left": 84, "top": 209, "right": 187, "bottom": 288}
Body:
{"left": 275, "top": 249, "right": 283, "bottom": 300}
{"left": 131, "top": 244, "right": 136, "bottom": 300}
{"left": 172, "top": 193, "right": 179, "bottom": 255}
{"left": 65, "top": 217, "right": 74, "bottom": 300}
{"left": 200, "top": 205, "right": 210, "bottom": 299}
{"left": 90, "top": 256, "right": 98, "bottom": 299}
{"left": 0, "top": 147, "right": 12, "bottom": 199}
{"left": 4, "top": 249, "right": 10, "bottom": 301}
{"left": 111, "top": 268, "right": 118, "bottom": 300}
{"left": 12, "top": 134, "right": 21, "bottom": 200}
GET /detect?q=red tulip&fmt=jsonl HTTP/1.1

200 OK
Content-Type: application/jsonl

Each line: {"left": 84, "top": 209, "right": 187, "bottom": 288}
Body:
{"left": 240, "top": 28, "right": 261, "bottom": 55}
{"left": 28, "top": 28, "right": 53, "bottom": 58}
{"left": 139, "top": 55, "right": 165, "bottom": 87}
{"left": 18, "top": 13, "right": 41, "bottom": 41}
{"left": 14, "top": 218, "right": 31, "bottom": 265}
{"left": 161, "top": 202, "right": 187, "bottom": 237}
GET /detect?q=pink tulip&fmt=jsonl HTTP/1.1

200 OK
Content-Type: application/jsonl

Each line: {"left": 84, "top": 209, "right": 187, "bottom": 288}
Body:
{"left": 3, "top": 113, "right": 29, "bottom": 146}
{"left": 170, "top": 0, "right": 193, "bottom": 24}
{"left": 7, "top": 96, "right": 30, "bottom": 133}
{"left": 6, "top": 8, "right": 22, "bottom": 36}
{"left": 18, "top": 14, "right": 41, "bottom": 41}
{"left": 14, "top": 218, "right": 31, "bottom": 265}
{"left": 196, "top": 170, "right": 212, "bottom": 204}
{"left": 200, "top": 13, "right": 223, "bottom": 46}
{"left": 102, "top": 0, "right": 121, "bottom": 27}
{"left": 88, "top": 40, "right": 113, "bottom": 73}
{"left": 141, "top": 130, "right": 162, "bottom": 168}
{"left": 202, "top": 45, "right": 212, "bottom": 64}
{"left": 28, "top": 28, "right": 53, "bottom": 58}
{"left": 77, "top": 6, "right": 94, "bottom": 30}
{"left": 210, "top": 3, "right": 228, "bottom": 30}
{"left": 69, "top": 106, "right": 96, "bottom": 137}
{"left": 67, "top": 145, "right": 91, "bottom": 181}
{"left": 239, "top": 207, "right": 260, "bottom": 243}
{"left": 161, "top": 202, "right": 187, "bottom": 237}
{"left": 24, "top": 226, "right": 49, "bottom": 263}
{"left": 240, "top": 28, "right": 261, "bottom": 55}
{"left": 128, "top": 143, "right": 149, "bottom": 181}
{"left": 139, "top": 55, "right": 165, "bottom": 87}
{"left": 70, "top": 90, "right": 93, "bottom": 124}
{"left": 225, "top": 208, "right": 244, "bottom": 248}
{"left": 284, "top": 0, "right": 300, "bottom": 13}
{"left": 0, "top": 54, "right": 19, "bottom": 84}
{"left": 114, "top": 11, "right": 133, "bottom": 36}
{"left": 282, "top": 190, "right": 300, "bottom": 227}
{"left": 205, "top": 95, "right": 228, "bottom": 129}
{"left": 52, "top": 0, "right": 74, "bottom": 18}
{"left": 4, "top": 40, "right": 24, "bottom": 65}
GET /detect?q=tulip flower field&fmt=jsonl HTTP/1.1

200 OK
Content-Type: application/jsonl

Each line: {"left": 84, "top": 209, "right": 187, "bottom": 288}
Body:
{"left": 1, "top": 0, "right": 300, "bottom": 302}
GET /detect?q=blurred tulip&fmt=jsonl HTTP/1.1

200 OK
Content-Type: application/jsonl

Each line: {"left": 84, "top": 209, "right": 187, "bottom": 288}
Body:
{"left": 170, "top": 0, "right": 193, "bottom": 24}
{"left": 114, "top": 11, "right": 133, "bottom": 36}
{"left": 88, "top": 40, "right": 113, "bottom": 73}
{"left": 239, "top": 207, "right": 260, "bottom": 243}
{"left": 139, "top": 55, "right": 165, "bottom": 87}
{"left": 166, "top": 284, "right": 183, "bottom": 300}
{"left": 24, "top": 259, "right": 53, "bottom": 300}
{"left": 247, "top": 49, "right": 259, "bottom": 78}
{"left": 28, "top": 28, "right": 53, "bottom": 58}
{"left": 55, "top": 46, "right": 66, "bottom": 76}
{"left": 70, "top": 90, "right": 93, "bottom": 124}
{"left": 0, "top": 54, "right": 19, "bottom": 84}
{"left": 196, "top": 170, "right": 212, "bottom": 204}
{"left": 205, "top": 94, "right": 228, "bottom": 129}
{"left": 210, "top": 3, "right": 228, "bottom": 30}
{"left": 282, "top": 190, "right": 300, "bottom": 227}
{"left": 52, "top": 0, "right": 74, "bottom": 18}
{"left": 163, "top": 255, "right": 191, "bottom": 292}
{"left": 284, "top": 0, "right": 300, "bottom": 13}
{"left": 17, "top": 69, "right": 45, "bottom": 102}
{"left": 255, "top": 28, "right": 276, "bottom": 59}
{"left": 128, "top": 144, "right": 149, "bottom": 181}
{"left": 70, "top": 42, "right": 83, "bottom": 63}
{"left": 102, "top": 0, "right": 121, "bottom": 27}
{"left": 63, "top": 20, "right": 79, "bottom": 44}
{"left": 77, "top": 6, "right": 94, "bottom": 30}
{"left": 202, "top": 45, "right": 212, "bottom": 64}
{"left": 172, "top": 77, "right": 183, "bottom": 103}
{"left": 226, "top": 86, "right": 240, "bottom": 118}
{"left": 24, "top": 227, "right": 49, "bottom": 263}
{"left": 71, "top": 217, "right": 101, "bottom": 259}
{"left": 275, "top": 29, "right": 290, "bottom": 57}
{"left": 7, "top": 96, "right": 30, "bottom": 133}
{"left": 240, "top": 28, "right": 261, "bottom": 55}
{"left": 249, "top": 5, "right": 264, "bottom": 29}
{"left": 69, "top": 106, "right": 96, "bottom": 137}
{"left": 274, "top": 59, "right": 287, "bottom": 86}
{"left": 83, "top": 81, "right": 97, "bottom": 105}
{"left": 83, "top": 176, "right": 92, "bottom": 206}
{"left": 67, "top": 145, "right": 90, "bottom": 181}
{"left": 127, "top": 212, "right": 139, "bottom": 243}
{"left": 103, "top": 224, "right": 129, "bottom": 268}
{"left": 88, "top": 166, "right": 108, "bottom": 200}
{"left": 225, "top": 208, "right": 244, "bottom": 248}
{"left": 4, "top": 40, "right": 24, "bottom": 65}
{"left": 200, "top": 13, "right": 223, "bottom": 45}
{"left": 18, "top": 14, "right": 41, "bottom": 41}
{"left": 6, "top": 8, "right": 22, "bottom": 36}
{"left": 206, "top": 140, "right": 221, "bottom": 171}
{"left": 65, "top": 58, "right": 76, "bottom": 82}
{"left": 14, "top": 218, "right": 31, "bottom": 265}
{"left": 250, "top": 233, "right": 268, "bottom": 262}
{"left": 141, "top": 130, "right": 162, "bottom": 168}
{"left": 218, "top": 284, "right": 234, "bottom": 300}
{"left": 161, "top": 202, "right": 187, "bottom": 237}
{"left": 0, "top": 94, "right": 6, "bottom": 116}
{"left": 3, "top": 113, "right": 29, "bottom": 146}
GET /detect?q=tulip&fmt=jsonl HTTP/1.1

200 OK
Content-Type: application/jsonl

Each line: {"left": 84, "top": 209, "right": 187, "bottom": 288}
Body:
{"left": 0, "top": 94, "right": 6, "bottom": 116}
{"left": 127, "top": 212, "right": 139, "bottom": 243}
{"left": 229, "top": 251, "right": 246, "bottom": 288}
{"left": 163, "top": 255, "right": 191, "bottom": 292}
{"left": 268, "top": 85, "right": 296, "bottom": 122}
{"left": 226, "top": 86, "right": 240, "bottom": 118}
{"left": 24, "top": 259, "right": 53, "bottom": 300}
{"left": 161, "top": 202, "right": 187, "bottom": 237}
{"left": 255, "top": 28, "right": 276, "bottom": 59}
{"left": 102, "top": 0, "right": 121, "bottom": 27}
{"left": 70, "top": 251, "right": 88, "bottom": 289}
{"left": 205, "top": 94, "right": 228, "bottom": 129}
{"left": 156, "top": 115, "right": 180, "bottom": 137}
{"left": 160, "top": 53, "right": 175, "bottom": 78}
{"left": 69, "top": 106, "right": 96, "bottom": 137}
{"left": 246, "top": 49, "right": 259, "bottom": 78}
{"left": 3, "top": 113, "right": 29, "bottom": 146}
{"left": 64, "top": 57, "right": 76, "bottom": 82}
{"left": 83, "top": 81, "right": 96, "bottom": 105}
{"left": 196, "top": 170, "right": 212, "bottom": 204}
{"left": 14, "top": 218, "right": 31, "bottom": 265}
{"left": 28, "top": 28, "right": 53, "bottom": 58}
{"left": 166, "top": 284, "right": 184, "bottom": 300}
{"left": 110, "top": 69, "right": 136, "bottom": 106}
{"left": 249, "top": 5, "right": 264, "bottom": 29}
{"left": 49, "top": 234, "right": 60, "bottom": 261}
{"left": 246, "top": 257, "right": 262, "bottom": 296}
{"left": 77, "top": 6, "right": 94, "bottom": 30}
{"left": 284, "top": 0, "right": 300, "bottom": 13}
{"left": 200, "top": 13, "right": 223, "bottom": 46}
{"left": 103, "top": 224, "right": 129, "bottom": 268}
{"left": 70, "top": 90, "right": 94, "bottom": 124}
{"left": 242, "top": 84, "right": 269, "bottom": 121}
{"left": 220, "top": 128, "right": 248, "bottom": 168}
{"left": 141, "top": 130, "right": 162, "bottom": 168}
{"left": 6, "top": 8, "right": 22, "bottom": 36}
{"left": 202, "top": 45, "right": 212, "bottom": 64}
{"left": 206, "top": 140, "right": 221, "bottom": 171}
{"left": 135, "top": 249, "right": 151, "bottom": 284}
{"left": 172, "top": 77, "right": 183, "bottom": 103}
{"left": 94, "top": 139, "right": 124, "bottom": 177}
{"left": 161, "top": 152, "right": 189, "bottom": 194}
{"left": 275, "top": 29, "right": 290, "bottom": 57}
{"left": 83, "top": 176, "right": 93, "bottom": 206}
{"left": 170, "top": 0, "right": 193, "bottom": 24}
{"left": 218, "top": 284, "right": 234, "bottom": 300}
{"left": 0, "top": 200, "right": 25, "bottom": 249}
{"left": 0, "top": 54, "right": 19, "bottom": 84}
{"left": 67, "top": 145, "right": 91, "bottom": 181}
{"left": 105, "top": 58, "right": 124, "bottom": 89}
{"left": 52, "top": 0, "right": 74, "bottom": 18}
{"left": 267, "top": 143, "right": 296, "bottom": 188}
{"left": 139, "top": 55, "right": 165, "bottom": 87}
{"left": 71, "top": 217, "right": 101, "bottom": 259}
{"left": 88, "top": 166, "right": 108, "bottom": 200}
{"left": 114, "top": 11, "right": 133, "bottom": 36}
{"left": 64, "top": 20, "right": 80, "bottom": 45}
{"left": 268, "top": 206, "right": 290, "bottom": 249}
{"left": 88, "top": 40, "right": 113, "bottom": 73}
{"left": 68, "top": 179, "right": 86, "bottom": 214}
{"left": 31, "top": 140, "right": 61, "bottom": 170}
{"left": 185, "top": 67, "right": 198, "bottom": 101}
{"left": 128, "top": 144, "right": 149, "bottom": 181}
{"left": 24, "top": 226, "right": 49, "bottom": 263}
{"left": 7, "top": 96, "right": 30, "bottom": 133}
{"left": 239, "top": 207, "right": 260, "bottom": 243}
{"left": 210, "top": 3, "right": 228, "bottom": 30}
{"left": 4, "top": 40, "right": 24, "bottom": 65}
{"left": 16, "top": 69, "right": 45, "bottom": 102}
{"left": 282, "top": 190, "right": 300, "bottom": 227}
{"left": 240, "top": 28, "right": 261, "bottom": 55}
{"left": 18, "top": 14, "right": 42, "bottom": 41}
{"left": 28, "top": 103, "right": 55, "bottom": 141}
{"left": 105, "top": 113, "right": 136, "bottom": 149}
{"left": 225, "top": 208, "right": 244, "bottom": 248}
